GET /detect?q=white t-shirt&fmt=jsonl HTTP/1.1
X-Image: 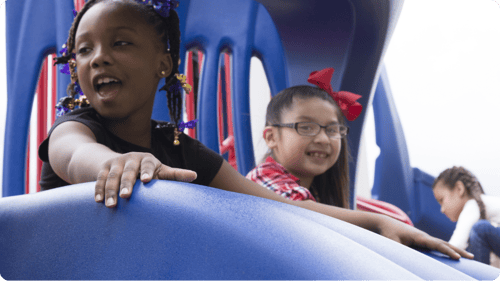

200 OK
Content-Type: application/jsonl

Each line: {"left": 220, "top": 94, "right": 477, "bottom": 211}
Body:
{"left": 449, "top": 194, "right": 500, "bottom": 250}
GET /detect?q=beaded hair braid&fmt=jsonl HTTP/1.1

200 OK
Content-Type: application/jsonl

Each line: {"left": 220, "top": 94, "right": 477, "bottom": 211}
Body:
{"left": 433, "top": 166, "right": 487, "bottom": 220}
{"left": 53, "top": 0, "right": 185, "bottom": 139}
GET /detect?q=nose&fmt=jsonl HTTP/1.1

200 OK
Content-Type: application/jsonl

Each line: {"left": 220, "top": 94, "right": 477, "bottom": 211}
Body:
{"left": 313, "top": 128, "right": 331, "bottom": 144}
{"left": 90, "top": 46, "right": 112, "bottom": 68}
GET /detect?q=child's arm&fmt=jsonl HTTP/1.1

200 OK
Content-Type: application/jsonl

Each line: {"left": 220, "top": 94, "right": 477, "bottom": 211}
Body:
{"left": 210, "top": 161, "right": 474, "bottom": 260}
{"left": 449, "top": 200, "right": 480, "bottom": 250}
{"left": 48, "top": 121, "right": 197, "bottom": 207}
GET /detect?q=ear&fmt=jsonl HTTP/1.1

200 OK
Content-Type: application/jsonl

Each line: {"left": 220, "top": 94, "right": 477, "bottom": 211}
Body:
{"left": 263, "top": 126, "right": 278, "bottom": 150}
{"left": 455, "top": 181, "right": 467, "bottom": 197}
{"left": 158, "top": 53, "right": 173, "bottom": 78}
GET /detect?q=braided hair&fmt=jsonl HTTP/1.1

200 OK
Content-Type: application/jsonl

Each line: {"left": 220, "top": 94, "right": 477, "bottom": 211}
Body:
{"left": 53, "top": 0, "right": 183, "bottom": 125}
{"left": 262, "top": 86, "right": 351, "bottom": 209}
{"left": 433, "top": 166, "right": 486, "bottom": 219}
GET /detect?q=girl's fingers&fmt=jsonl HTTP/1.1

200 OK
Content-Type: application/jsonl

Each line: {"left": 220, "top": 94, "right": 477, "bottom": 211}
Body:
{"left": 445, "top": 242, "right": 474, "bottom": 259}
{"left": 95, "top": 168, "right": 109, "bottom": 202}
{"left": 139, "top": 156, "right": 158, "bottom": 182}
{"left": 158, "top": 165, "right": 197, "bottom": 182}
{"left": 434, "top": 242, "right": 461, "bottom": 260}
{"left": 94, "top": 153, "right": 197, "bottom": 208}
{"left": 104, "top": 166, "right": 123, "bottom": 208}
{"left": 119, "top": 160, "right": 141, "bottom": 198}
{"left": 414, "top": 234, "right": 473, "bottom": 260}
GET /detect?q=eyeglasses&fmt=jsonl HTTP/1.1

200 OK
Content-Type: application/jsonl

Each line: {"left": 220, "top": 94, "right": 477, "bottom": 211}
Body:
{"left": 271, "top": 122, "right": 349, "bottom": 139}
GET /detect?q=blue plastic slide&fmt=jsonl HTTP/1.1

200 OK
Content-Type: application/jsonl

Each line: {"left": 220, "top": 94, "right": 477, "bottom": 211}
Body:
{"left": 1, "top": 180, "right": 499, "bottom": 280}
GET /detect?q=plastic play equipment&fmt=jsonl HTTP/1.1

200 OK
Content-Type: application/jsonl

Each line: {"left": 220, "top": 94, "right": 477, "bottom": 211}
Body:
{"left": 2, "top": 0, "right": 500, "bottom": 279}
{"left": 1, "top": 180, "right": 499, "bottom": 280}
{"left": 371, "top": 67, "right": 457, "bottom": 241}
{"left": 3, "top": 0, "right": 74, "bottom": 196}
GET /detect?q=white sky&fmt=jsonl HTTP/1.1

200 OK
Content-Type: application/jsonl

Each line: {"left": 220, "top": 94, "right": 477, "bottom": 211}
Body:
{"left": 1, "top": 0, "right": 499, "bottom": 196}
{"left": 381, "top": 0, "right": 500, "bottom": 196}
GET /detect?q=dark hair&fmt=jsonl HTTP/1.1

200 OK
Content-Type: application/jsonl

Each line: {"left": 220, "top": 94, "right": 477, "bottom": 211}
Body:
{"left": 264, "top": 85, "right": 351, "bottom": 208}
{"left": 433, "top": 166, "right": 486, "bottom": 219}
{"left": 53, "top": 0, "right": 183, "bottom": 125}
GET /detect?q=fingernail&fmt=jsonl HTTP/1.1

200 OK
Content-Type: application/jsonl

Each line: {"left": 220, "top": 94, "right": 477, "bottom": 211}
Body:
{"left": 121, "top": 188, "right": 128, "bottom": 195}
{"left": 141, "top": 173, "right": 150, "bottom": 180}
{"left": 106, "top": 197, "right": 114, "bottom": 206}
{"left": 95, "top": 194, "right": 102, "bottom": 201}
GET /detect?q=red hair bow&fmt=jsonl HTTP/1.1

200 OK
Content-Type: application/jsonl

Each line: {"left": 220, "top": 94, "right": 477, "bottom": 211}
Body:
{"left": 307, "top": 68, "right": 363, "bottom": 121}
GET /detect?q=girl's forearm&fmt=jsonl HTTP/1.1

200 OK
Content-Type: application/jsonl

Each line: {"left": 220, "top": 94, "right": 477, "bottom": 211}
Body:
{"left": 291, "top": 199, "right": 385, "bottom": 233}
{"left": 48, "top": 121, "right": 109, "bottom": 184}
{"left": 210, "top": 161, "right": 386, "bottom": 233}
{"left": 67, "top": 143, "right": 120, "bottom": 184}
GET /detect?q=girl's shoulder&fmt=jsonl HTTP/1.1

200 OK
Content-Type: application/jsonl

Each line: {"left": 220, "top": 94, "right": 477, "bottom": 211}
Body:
{"left": 39, "top": 107, "right": 105, "bottom": 160}
{"left": 49, "top": 107, "right": 105, "bottom": 139}
{"left": 247, "top": 157, "right": 283, "bottom": 176}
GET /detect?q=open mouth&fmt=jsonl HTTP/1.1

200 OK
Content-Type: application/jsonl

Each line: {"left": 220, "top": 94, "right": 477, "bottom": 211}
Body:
{"left": 94, "top": 76, "right": 123, "bottom": 93}
{"left": 307, "top": 152, "right": 328, "bottom": 158}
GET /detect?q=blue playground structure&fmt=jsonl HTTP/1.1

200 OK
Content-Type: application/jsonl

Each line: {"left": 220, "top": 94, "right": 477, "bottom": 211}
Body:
{"left": 2, "top": 0, "right": 500, "bottom": 279}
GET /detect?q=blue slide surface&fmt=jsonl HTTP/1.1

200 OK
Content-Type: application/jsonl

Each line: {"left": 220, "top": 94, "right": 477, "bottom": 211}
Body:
{"left": 1, "top": 180, "right": 499, "bottom": 280}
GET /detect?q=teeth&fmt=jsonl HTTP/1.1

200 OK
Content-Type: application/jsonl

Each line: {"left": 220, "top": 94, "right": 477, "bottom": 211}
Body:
{"left": 97, "top": 77, "right": 119, "bottom": 86}
{"left": 309, "top": 152, "right": 327, "bottom": 158}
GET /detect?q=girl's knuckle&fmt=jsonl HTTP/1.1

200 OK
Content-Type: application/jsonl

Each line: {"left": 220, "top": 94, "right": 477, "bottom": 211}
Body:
{"left": 96, "top": 173, "right": 108, "bottom": 181}
{"left": 105, "top": 188, "right": 117, "bottom": 196}
{"left": 108, "top": 171, "right": 119, "bottom": 179}
{"left": 123, "top": 166, "right": 137, "bottom": 174}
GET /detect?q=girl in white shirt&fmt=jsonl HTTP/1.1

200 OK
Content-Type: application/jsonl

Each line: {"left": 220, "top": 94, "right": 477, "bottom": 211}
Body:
{"left": 433, "top": 166, "right": 500, "bottom": 265}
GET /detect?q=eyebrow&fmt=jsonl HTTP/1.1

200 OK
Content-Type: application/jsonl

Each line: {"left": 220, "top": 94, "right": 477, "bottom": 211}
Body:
{"left": 295, "top": 116, "right": 339, "bottom": 124}
{"left": 75, "top": 26, "right": 138, "bottom": 42}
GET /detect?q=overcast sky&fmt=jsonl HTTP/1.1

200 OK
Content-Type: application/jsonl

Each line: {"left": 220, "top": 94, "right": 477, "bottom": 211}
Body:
{"left": 1, "top": 0, "right": 499, "bottom": 196}
{"left": 380, "top": 0, "right": 500, "bottom": 196}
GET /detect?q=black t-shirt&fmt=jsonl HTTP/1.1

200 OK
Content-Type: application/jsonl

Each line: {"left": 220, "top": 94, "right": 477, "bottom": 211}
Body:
{"left": 38, "top": 107, "right": 224, "bottom": 190}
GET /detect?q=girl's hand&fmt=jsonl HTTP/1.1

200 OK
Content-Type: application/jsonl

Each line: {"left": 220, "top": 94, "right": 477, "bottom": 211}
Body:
{"left": 378, "top": 216, "right": 474, "bottom": 260}
{"left": 94, "top": 152, "right": 197, "bottom": 208}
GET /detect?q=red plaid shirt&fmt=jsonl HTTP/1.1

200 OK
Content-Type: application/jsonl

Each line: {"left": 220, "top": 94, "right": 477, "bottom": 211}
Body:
{"left": 246, "top": 156, "right": 316, "bottom": 201}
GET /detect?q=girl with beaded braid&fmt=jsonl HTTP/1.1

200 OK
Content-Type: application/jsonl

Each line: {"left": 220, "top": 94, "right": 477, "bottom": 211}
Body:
{"left": 54, "top": 0, "right": 185, "bottom": 141}
{"left": 38, "top": 0, "right": 473, "bottom": 261}
{"left": 433, "top": 166, "right": 500, "bottom": 265}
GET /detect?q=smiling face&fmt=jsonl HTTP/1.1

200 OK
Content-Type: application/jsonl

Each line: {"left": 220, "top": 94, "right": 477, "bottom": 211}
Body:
{"left": 74, "top": 1, "right": 172, "bottom": 120}
{"left": 268, "top": 97, "right": 342, "bottom": 187}
{"left": 433, "top": 180, "right": 470, "bottom": 222}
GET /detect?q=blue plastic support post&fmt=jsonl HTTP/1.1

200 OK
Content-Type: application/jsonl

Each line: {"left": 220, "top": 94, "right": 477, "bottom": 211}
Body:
{"left": 227, "top": 2, "right": 258, "bottom": 174}
{"left": 252, "top": 5, "right": 288, "bottom": 98}
{"left": 371, "top": 69, "right": 457, "bottom": 239}
{"left": 340, "top": 0, "right": 405, "bottom": 208}
{"left": 183, "top": 0, "right": 283, "bottom": 174}
{"left": 371, "top": 66, "right": 413, "bottom": 215}
{"left": 3, "top": 0, "right": 75, "bottom": 197}
{"left": 258, "top": 0, "right": 404, "bottom": 208}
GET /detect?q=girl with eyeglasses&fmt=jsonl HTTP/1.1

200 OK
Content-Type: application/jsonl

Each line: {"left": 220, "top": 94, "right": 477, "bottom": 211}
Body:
{"left": 247, "top": 68, "right": 358, "bottom": 208}
{"left": 247, "top": 84, "right": 351, "bottom": 207}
